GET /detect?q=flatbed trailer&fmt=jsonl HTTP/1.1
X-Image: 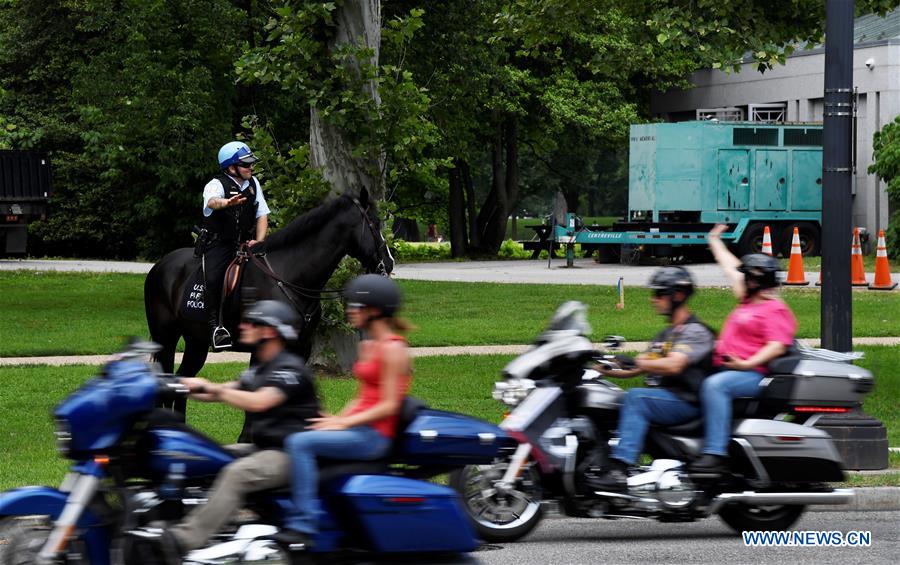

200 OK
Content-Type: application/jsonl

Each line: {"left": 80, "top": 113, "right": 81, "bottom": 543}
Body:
{"left": 547, "top": 121, "right": 825, "bottom": 264}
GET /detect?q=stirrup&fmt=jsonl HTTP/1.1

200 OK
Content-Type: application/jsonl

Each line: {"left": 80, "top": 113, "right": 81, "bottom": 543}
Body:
{"left": 212, "top": 326, "right": 233, "bottom": 349}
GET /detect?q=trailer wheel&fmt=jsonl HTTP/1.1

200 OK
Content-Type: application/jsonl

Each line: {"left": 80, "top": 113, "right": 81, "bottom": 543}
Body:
{"left": 780, "top": 223, "right": 821, "bottom": 257}
{"left": 736, "top": 223, "right": 767, "bottom": 256}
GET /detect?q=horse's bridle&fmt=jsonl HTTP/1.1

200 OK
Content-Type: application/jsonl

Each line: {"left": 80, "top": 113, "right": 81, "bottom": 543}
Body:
{"left": 237, "top": 195, "right": 391, "bottom": 327}
{"left": 350, "top": 197, "right": 391, "bottom": 276}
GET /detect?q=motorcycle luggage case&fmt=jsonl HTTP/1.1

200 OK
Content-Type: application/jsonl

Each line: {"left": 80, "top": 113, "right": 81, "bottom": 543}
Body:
{"left": 332, "top": 475, "right": 478, "bottom": 553}
{"left": 760, "top": 358, "right": 873, "bottom": 408}
{"left": 732, "top": 419, "right": 845, "bottom": 482}
{"left": 395, "top": 409, "right": 513, "bottom": 464}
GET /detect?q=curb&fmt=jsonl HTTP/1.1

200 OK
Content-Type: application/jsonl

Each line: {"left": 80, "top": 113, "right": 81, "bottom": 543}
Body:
{"left": 810, "top": 487, "right": 900, "bottom": 512}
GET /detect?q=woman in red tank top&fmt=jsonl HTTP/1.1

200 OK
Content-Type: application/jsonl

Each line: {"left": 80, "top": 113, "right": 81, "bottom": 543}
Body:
{"left": 277, "top": 275, "right": 412, "bottom": 546}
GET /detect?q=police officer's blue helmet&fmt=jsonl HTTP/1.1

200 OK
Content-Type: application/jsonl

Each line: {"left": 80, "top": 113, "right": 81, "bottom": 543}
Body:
{"left": 218, "top": 141, "right": 259, "bottom": 170}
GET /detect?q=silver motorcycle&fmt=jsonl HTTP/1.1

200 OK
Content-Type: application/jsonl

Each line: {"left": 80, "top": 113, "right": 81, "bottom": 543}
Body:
{"left": 450, "top": 302, "right": 867, "bottom": 542}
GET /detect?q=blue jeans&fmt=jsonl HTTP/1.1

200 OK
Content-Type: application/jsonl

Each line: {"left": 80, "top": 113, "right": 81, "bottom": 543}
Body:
{"left": 611, "top": 388, "right": 700, "bottom": 465}
{"left": 283, "top": 426, "right": 391, "bottom": 534}
{"left": 700, "top": 370, "right": 764, "bottom": 456}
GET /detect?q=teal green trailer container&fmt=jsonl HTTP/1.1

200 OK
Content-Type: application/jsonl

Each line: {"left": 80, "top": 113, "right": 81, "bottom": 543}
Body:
{"left": 554, "top": 121, "right": 825, "bottom": 262}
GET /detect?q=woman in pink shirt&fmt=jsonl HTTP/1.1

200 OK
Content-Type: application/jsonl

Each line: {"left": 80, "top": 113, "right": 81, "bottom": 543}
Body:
{"left": 690, "top": 224, "right": 798, "bottom": 475}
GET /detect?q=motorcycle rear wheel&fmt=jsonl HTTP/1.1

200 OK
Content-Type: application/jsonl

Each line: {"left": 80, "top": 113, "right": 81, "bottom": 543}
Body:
{"left": 449, "top": 461, "right": 544, "bottom": 543}
{"left": 718, "top": 503, "right": 805, "bottom": 533}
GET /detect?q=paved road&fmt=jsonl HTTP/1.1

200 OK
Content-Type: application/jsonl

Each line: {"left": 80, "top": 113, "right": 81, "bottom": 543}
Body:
{"left": 2, "top": 258, "right": 897, "bottom": 288}
{"left": 469, "top": 510, "right": 899, "bottom": 565}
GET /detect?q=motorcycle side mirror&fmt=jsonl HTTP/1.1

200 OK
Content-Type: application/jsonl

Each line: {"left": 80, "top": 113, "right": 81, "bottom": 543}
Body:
{"left": 602, "top": 335, "right": 625, "bottom": 350}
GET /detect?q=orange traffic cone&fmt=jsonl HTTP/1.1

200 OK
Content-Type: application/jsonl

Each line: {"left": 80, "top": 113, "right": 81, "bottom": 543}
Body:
{"left": 761, "top": 226, "right": 773, "bottom": 256}
{"left": 869, "top": 230, "right": 897, "bottom": 290}
{"left": 851, "top": 227, "right": 868, "bottom": 287}
{"left": 783, "top": 227, "right": 809, "bottom": 286}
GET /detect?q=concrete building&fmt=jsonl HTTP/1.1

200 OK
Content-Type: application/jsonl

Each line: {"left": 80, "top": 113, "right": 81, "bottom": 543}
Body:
{"left": 651, "top": 9, "right": 900, "bottom": 240}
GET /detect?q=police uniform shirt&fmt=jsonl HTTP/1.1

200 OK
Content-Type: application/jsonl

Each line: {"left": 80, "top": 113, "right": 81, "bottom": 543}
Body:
{"left": 202, "top": 176, "right": 271, "bottom": 218}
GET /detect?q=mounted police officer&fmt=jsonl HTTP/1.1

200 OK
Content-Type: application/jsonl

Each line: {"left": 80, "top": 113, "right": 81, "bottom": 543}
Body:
{"left": 201, "top": 141, "right": 270, "bottom": 348}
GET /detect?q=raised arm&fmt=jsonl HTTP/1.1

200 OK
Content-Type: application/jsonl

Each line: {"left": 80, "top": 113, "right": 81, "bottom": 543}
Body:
{"left": 708, "top": 224, "right": 746, "bottom": 300}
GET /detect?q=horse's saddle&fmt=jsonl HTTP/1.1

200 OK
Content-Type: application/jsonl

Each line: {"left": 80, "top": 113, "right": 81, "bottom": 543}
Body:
{"left": 180, "top": 252, "right": 248, "bottom": 322}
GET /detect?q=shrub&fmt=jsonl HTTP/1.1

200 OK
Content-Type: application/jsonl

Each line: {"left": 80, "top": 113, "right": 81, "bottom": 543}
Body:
{"left": 390, "top": 240, "right": 452, "bottom": 262}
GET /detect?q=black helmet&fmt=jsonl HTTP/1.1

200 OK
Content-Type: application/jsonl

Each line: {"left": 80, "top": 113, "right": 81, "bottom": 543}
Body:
{"left": 647, "top": 266, "right": 695, "bottom": 298}
{"left": 242, "top": 300, "right": 298, "bottom": 341}
{"left": 739, "top": 253, "right": 780, "bottom": 290}
{"left": 344, "top": 274, "right": 401, "bottom": 317}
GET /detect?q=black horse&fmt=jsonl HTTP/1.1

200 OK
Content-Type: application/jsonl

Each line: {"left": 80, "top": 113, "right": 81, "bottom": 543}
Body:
{"left": 144, "top": 190, "right": 394, "bottom": 394}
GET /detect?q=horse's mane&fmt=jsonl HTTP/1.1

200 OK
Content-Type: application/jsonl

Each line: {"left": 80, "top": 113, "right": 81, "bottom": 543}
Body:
{"left": 262, "top": 195, "right": 352, "bottom": 251}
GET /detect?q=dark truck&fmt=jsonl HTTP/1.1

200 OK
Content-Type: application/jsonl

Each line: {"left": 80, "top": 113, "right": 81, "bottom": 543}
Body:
{"left": 0, "top": 150, "right": 51, "bottom": 256}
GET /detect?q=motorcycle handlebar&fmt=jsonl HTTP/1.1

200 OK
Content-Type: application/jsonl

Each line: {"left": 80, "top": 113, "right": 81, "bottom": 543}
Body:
{"left": 156, "top": 376, "right": 190, "bottom": 401}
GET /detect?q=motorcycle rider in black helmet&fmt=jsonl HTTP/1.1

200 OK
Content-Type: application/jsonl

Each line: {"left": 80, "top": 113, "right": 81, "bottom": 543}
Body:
{"left": 689, "top": 225, "right": 797, "bottom": 475}
{"left": 274, "top": 274, "right": 413, "bottom": 548}
{"left": 129, "top": 300, "right": 319, "bottom": 561}
{"left": 588, "top": 266, "right": 716, "bottom": 493}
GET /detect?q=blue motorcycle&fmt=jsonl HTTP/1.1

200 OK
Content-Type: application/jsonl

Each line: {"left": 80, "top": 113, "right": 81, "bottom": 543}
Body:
{"left": 0, "top": 341, "right": 515, "bottom": 564}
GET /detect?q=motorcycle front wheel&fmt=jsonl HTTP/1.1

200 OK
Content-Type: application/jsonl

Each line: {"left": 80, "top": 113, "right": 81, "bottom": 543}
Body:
{"left": 449, "top": 460, "right": 544, "bottom": 543}
{"left": 0, "top": 516, "right": 86, "bottom": 565}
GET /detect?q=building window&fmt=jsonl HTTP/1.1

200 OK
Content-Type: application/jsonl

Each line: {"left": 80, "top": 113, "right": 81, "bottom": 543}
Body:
{"left": 749, "top": 103, "right": 786, "bottom": 123}
{"left": 696, "top": 107, "right": 743, "bottom": 121}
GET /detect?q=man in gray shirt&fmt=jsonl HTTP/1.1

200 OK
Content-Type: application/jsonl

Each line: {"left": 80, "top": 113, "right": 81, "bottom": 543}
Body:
{"left": 588, "top": 266, "right": 715, "bottom": 493}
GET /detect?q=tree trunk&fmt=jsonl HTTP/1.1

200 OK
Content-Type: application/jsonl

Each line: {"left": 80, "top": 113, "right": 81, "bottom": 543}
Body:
{"left": 391, "top": 217, "right": 421, "bottom": 241}
{"left": 309, "top": 0, "right": 384, "bottom": 200}
{"left": 461, "top": 159, "right": 479, "bottom": 248}
{"left": 448, "top": 161, "right": 467, "bottom": 257}
{"left": 476, "top": 117, "right": 519, "bottom": 254}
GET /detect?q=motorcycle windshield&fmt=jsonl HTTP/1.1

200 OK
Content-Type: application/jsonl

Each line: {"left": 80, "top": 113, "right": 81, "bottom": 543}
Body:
{"left": 54, "top": 360, "right": 158, "bottom": 454}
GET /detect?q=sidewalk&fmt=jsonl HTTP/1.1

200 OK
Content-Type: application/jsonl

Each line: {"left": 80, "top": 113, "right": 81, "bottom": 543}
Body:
{"left": 2, "top": 336, "right": 898, "bottom": 366}
{"left": 3, "top": 258, "right": 898, "bottom": 289}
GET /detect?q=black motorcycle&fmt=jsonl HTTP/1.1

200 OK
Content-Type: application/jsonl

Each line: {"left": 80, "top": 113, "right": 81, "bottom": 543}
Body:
{"left": 450, "top": 302, "right": 868, "bottom": 542}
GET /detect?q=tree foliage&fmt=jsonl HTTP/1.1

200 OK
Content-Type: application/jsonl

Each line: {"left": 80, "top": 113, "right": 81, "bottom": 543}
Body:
{"left": 869, "top": 115, "right": 900, "bottom": 258}
{"left": 1, "top": 0, "right": 898, "bottom": 259}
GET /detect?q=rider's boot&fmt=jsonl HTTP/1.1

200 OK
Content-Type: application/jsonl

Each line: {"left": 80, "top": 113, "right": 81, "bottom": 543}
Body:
{"left": 585, "top": 458, "right": 630, "bottom": 494}
{"left": 687, "top": 454, "right": 727, "bottom": 477}
{"left": 125, "top": 528, "right": 183, "bottom": 565}
{"left": 271, "top": 529, "right": 315, "bottom": 552}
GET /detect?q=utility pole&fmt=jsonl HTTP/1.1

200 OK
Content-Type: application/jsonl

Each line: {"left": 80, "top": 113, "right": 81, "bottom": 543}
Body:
{"left": 817, "top": 0, "right": 887, "bottom": 471}
{"left": 821, "top": 0, "right": 853, "bottom": 351}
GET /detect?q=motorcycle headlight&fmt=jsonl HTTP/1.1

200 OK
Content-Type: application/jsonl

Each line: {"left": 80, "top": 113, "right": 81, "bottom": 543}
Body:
{"left": 55, "top": 418, "right": 72, "bottom": 457}
{"left": 492, "top": 378, "right": 535, "bottom": 407}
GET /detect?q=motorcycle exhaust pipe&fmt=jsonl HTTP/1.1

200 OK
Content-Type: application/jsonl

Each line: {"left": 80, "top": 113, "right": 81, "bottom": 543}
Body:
{"left": 710, "top": 489, "right": 854, "bottom": 514}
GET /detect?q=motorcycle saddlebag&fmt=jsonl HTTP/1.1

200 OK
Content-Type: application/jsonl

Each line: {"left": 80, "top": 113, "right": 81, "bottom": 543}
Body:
{"left": 394, "top": 409, "right": 514, "bottom": 464}
{"left": 731, "top": 419, "right": 845, "bottom": 482}
{"left": 759, "top": 358, "right": 874, "bottom": 409}
{"left": 331, "top": 475, "right": 478, "bottom": 553}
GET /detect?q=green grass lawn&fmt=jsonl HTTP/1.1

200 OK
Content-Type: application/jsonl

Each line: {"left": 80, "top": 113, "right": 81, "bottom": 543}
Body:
{"left": 1, "top": 271, "right": 898, "bottom": 356}
{"left": 780, "top": 255, "right": 881, "bottom": 272}
{"left": 1, "top": 346, "right": 897, "bottom": 490}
